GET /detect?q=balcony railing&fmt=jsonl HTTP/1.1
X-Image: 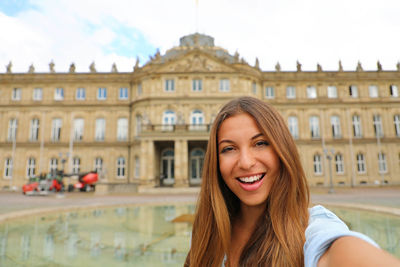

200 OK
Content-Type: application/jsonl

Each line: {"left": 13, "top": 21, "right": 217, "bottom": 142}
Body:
{"left": 141, "top": 124, "right": 211, "bottom": 134}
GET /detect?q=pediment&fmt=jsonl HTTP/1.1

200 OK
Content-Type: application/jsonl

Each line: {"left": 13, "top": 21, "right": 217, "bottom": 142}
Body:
{"left": 152, "top": 52, "right": 237, "bottom": 73}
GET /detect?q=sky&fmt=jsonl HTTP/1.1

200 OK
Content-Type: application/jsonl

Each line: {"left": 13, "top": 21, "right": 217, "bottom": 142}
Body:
{"left": 0, "top": 0, "right": 399, "bottom": 73}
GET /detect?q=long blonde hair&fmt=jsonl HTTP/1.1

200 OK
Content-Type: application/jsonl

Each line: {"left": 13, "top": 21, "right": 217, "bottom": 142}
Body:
{"left": 186, "top": 97, "right": 310, "bottom": 266}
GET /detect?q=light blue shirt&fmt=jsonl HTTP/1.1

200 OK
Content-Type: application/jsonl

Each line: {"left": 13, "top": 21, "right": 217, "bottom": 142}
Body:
{"left": 304, "top": 205, "right": 379, "bottom": 267}
{"left": 222, "top": 205, "right": 378, "bottom": 267}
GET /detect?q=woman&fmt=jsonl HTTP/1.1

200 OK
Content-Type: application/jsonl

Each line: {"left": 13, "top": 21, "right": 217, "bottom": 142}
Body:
{"left": 185, "top": 96, "right": 399, "bottom": 267}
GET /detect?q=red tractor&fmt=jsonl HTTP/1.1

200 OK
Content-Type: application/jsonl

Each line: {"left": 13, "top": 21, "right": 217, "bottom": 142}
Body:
{"left": 67, "top": 171, "right": 98, "bottom": 192}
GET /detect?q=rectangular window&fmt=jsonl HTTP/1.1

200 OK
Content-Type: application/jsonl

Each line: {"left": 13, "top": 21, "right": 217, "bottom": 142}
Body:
{"left": 307, "top": 86, "right": 317, "bottom": 99}
{"left": 4, "top": 158, "right": 13, "bottom": 178}
{"left": 33, "top": 88, "right": 42, "bottom": 101}
{"left": 119, "top": 87, "right": 128, "bottom": 99}
{"left": 252, "top": 82, "right": 257, "bottom": 94}
{"left": 192, "top": 79, "right": 202, "bottom": 92}
{"left": 12, "top": 88, "right": 21, "bottom": 101}
{"left": 72, "top": 157, "right": 80, "bottom": 174}
{"left": 373, "top": 114, "right": 383, "bottom": 137}
{"left": 54, "top": 88, "right": 64, "bottom": 101}
{"left": 390, "top": 85, "right": 399, "bottom": 97}
{"left": 95, "top": 118, "right": 105, "bottom": 141}
{"left": 378, "top": 153, "right": 387, "bottom": 173}
{"left": 117, "top": 118, "right": 128, "bottom": 141}
{"left": 288, "top": 116, "right": 299, "bottom": 139}
{"left": 369, "top": 85, "right": 379, "bottom": 98}
{"left": 309, "top": 116, "right": 320, "bottom": 138}
{"left": 51, "top": 118, "right": 62, "bottom": 142}
{"left": 76, "top": 88, "right": 86, "bottom": 100}
{"left": 265, "top": 86, "right": 275, "bottom": 99}
{"left": 165, "top": 79, "right": 175, "bottom": 92}
{"left": 394, "top": 115, "right": 400, "bottom": 137}
{"left": 26, "top": 158, "right": 36, "bottom": 178}
{"left": 327, "top": 86, "right": 338, "bottom": 98}
{"left": 7, "top": 119, "right": 18, "bottom": 141}
{"left": 73, "top": 118, "right": 84, "bottom": 141}
{"left": 286, "top": 86, "right": 296, "bottom": 99}
{"left": 349, "top": 85, "right": 358, "bottom": 98}
{"left": 331, "top": 116, "right": 341, "bottom": 138}
{"left": 29, "top": 118, "right": 40, "bottom": 141}
{"left": 97, "top": 88, "right": 107, "bottom": 100}
{"left": 219, "top": 79, "right": 230, "bottom": 92}
{"left": 352, "top": 115, "right": 362, "bottom": 138}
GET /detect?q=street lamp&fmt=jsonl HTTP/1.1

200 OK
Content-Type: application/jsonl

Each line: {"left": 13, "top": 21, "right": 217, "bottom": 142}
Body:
{"left": 324, "top": 148, "right": 335, "bottom": 194}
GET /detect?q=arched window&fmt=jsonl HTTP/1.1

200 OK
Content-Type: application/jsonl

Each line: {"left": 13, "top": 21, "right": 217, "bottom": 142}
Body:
{"left": 352, "top": 115, "right": 362, "bottom": 138}
{"left": 29, "top": 118, "right": 40, "bottom": 141}
{"left": 394, "top": 115, "right": 400, "bottom": 137}
{"left": 49, "top": 158, "right": 58, "bottom": 175}
{"left": 162, "top": 110, "right": 176, "bottom": 131}
{"left": 72, "top": 157, "right": 80, "bottom": 174}
{"left": 378, "top": 153, "right": 387, "bottom": 174}
{"left": 190, "top": 148, "right": 204, "bottom": 184}
{"left": 95, "top": 118, "right": 105, "bottom": 141}
{"left": 117, "top": 157, "right": 126, "bottom": 178}
{"left": 94, "top": 157, "right": 103, "bottom": 173}
{"left": 4, "top": 158, "right": 13, "bottom": 178}
{"left": 335, "top": 154, "right": 344, "bottom": 174}
{"left": 135, "top": 114, "right": 142, "bottom": 136}
{"left": 330, "top": 116, "right": 341, "bottom": 138}
{"left": 356, "top": 153, "right": 366, "bottom": 173}
{"left": 313, "top": 154, "right": 322, "bottom": 175}
{"left": 26, "top": 157, "right": 36, "bottom": 178}
{"left": 161, "top": 149, "right": 174, "bottom": 183}
{"left": 309, "top": 116, "right": 320, "bottom": 138}
{"left": 190, "top": 110, "right": 205, "bottom": 130}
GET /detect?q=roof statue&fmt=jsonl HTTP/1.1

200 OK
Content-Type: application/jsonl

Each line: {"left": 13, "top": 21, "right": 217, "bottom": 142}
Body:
{"left": 275, "top": 62, "right": 281, "bottom": 72}
{"left": 112, "top": 63, "right": 118, "bottom": 73}
{"left": 49, "top": 60, "right": 55, "bottom": 73}
{"left": 69, "top": 63, "right": 76, "bottom": 73}
{"left": 6, "top": 61, "right": 12, "bottom": 73}
{"left": 296, "top": 61, "right": 302, "bottom": 72}
{"left": 338, "top": 60, "right": 343, "bottom": 72}
{"left": 134, "top": 56, "right": 140, "bottom": 71}
{"left": 234, "top": 51, "right": 239, "bottom": 63}
{"left": 255, "top": 57, "right": 260, "bottom": 69}
{"left": 317, "top": 63, "right": 322, "bottom": 72}
{"left": 397, "top": 62, "right": 400, "bottom": 71}
{"left": 89, "top": 62, "right": 96, "bottom": 73}
{"left": 377, "top": 61, "right": 382, "bottom": 72}
{"left": 356, "top": 61, "right": 363, "bottom": 72}
{"left": 28, "top": 64, "right": 35, "bottom": 73}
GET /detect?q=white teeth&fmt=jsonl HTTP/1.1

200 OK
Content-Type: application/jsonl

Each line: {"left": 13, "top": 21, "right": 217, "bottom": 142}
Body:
{"left": 238, "top": 174, "right": 263, "bottom": 183}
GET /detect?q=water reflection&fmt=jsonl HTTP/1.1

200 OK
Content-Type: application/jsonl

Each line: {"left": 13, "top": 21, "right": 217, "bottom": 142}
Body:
{"left": 0, "top": 205, "right": 398, "bottom": 266}
{"left": 0, "top": 204, "right": 194, "bottom": 266}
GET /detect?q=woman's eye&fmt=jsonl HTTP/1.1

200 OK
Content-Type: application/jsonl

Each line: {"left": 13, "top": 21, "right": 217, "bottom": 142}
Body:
{"left": 255, "top": 140, "right": 269, "bottom": 147}
{"left": 220, "top": 146, "right": 234, "bottom": 153}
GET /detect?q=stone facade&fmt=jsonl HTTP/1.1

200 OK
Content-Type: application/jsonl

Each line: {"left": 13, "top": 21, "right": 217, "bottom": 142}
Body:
{"left": 1, "top": 33, "right": 400, "bottom": 190}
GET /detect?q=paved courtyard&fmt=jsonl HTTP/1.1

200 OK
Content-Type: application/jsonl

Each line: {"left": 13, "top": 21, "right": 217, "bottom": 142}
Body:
{"left": 0, "top": 186, "right": 399, "bottom": 221}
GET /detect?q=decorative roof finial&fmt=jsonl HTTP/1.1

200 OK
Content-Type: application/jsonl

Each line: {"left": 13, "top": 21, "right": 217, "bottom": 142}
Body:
{"left": 317, "top": 63, "right": 322, "bottom": 72}
{"left": 338, "top": 60, "right": 343, "bottom": 72}
{"left": 134, "top": 56, "right": 140, "bottom": 71}
{"left": 28, "top": 64, "right": 35, "bottom": 73}
{"left": 69, "top": 63, "right": 76, "bottom": 73}
{"left": 356, "top": 61, "right": 363, "bottom": 72}
{"left": 255, "top": 57, "right": 260, "bottom": 69}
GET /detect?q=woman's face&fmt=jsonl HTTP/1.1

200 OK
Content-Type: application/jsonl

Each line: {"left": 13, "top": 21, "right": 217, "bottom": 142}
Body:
{"left": 217, "top": 112, "right": 280, "bottom": 209}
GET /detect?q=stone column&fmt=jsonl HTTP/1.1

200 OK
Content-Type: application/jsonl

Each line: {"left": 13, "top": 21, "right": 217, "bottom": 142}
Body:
{"left": 140, "top": 140, "right": 155, "bottom": 186}
{"left": 174, "top": 139, "right": 188, "bottom": 187}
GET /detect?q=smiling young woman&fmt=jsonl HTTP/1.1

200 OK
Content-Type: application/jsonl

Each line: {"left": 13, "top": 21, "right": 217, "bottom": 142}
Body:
{"left": 185, "top": 96, "right": 400, "bottom": 267}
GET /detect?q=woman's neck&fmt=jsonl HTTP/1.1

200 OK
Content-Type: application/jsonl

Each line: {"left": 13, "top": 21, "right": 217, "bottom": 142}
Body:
{"left": 237, "top": 203, "right": 266, "bottom": 228}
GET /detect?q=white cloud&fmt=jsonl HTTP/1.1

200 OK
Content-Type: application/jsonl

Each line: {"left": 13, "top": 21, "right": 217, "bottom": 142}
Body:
{"left": 1, "top": 0, "right": 399, "bottom": 73}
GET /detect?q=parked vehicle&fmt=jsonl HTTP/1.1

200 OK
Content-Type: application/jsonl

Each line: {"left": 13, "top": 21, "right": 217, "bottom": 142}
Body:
{"left": 67, "top": 171, "right": 98, "bottom": 192}
{"left": 22, "top": 172, "right": 64, "bottom": 195}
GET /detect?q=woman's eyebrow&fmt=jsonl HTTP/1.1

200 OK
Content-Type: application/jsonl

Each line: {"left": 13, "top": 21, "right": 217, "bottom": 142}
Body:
{"left": 218, "top": 139, "right": 233, "bottom": 145}
{"left": 251, "top": 133, "right": 264, "bottom": 140}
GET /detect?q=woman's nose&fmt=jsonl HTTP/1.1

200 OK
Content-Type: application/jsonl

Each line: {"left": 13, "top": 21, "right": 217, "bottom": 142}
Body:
{"left": 238, "top": 149, "right": 256, "bottom": 169}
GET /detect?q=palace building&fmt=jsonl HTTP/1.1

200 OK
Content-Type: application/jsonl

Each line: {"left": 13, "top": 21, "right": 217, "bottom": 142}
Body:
{"left": 1, "top": 33, "right": 400, "bottom": 191}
